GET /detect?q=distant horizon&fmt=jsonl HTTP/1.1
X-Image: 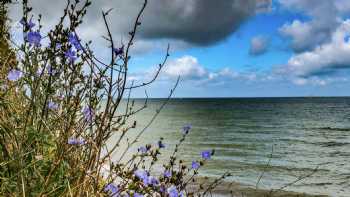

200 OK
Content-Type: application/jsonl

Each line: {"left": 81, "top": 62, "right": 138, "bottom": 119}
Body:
{"left": 130, "top": 96, "right": 350, "bottom": 99}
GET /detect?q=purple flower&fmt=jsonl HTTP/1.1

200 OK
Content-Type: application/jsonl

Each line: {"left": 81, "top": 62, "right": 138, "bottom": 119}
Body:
{"left": 36, "top": 67, "right": 44, "bottom": 76}
{"left": 160, "top": 185, "right": 166, "bottom": 193}
{"left": 56, "top": 42, "right": 62, "bottom": 50}
{"left": 47, "top": 65, "right": 56, "bottom": 75}
{"left": 345, "top": 35, "right": 350, "bottom": 43}
{"left": 69, "top": 33, "right": 82, "bottom": 50}
{"left": 65, "top": 48, "right": 77, "bottom": 62}
{"left": 113, "top": 46, "right": 124, "bottom": 56}
{"left": 20, "top": 18, "right": 35, "bottom": 29}
{"left": 26, "top": 31, "right": 41, "bottom": 47}
{"left": 27, "top": 19, "right": 35, "bottom": 29}
{"left": 67, "top": 137, "right": 86, "bottom": 145}
{"left": 167, "top": 186, "right": 178, "bottom": 197}
{"left": 164, "top": 170, "right": 172, "bottom": 178}
{"left": 7, "top": 69, "right": 22, "bottom": 81}
{"left": 134, "top": 169, "right": 149, "bottom": 185}
{"left": 19, "top": 18, "right": 26, "bottom": 26}
{"left": 104, "top": 183, "right": 119, "bottom": 197}
{"left": 148, "top": 176, "right": 159, "bottom": 186}
{"left": 48, "top": 101, "right": 59, "bottom": 110}
{"left": 138, "top": 146, "right": 147, "bottom": 154}
{"left": 134, "top": 193, "right": 143, "bottom": 197}
{"left": 201, "top": 150, "right": 211, "bottom": 160}
{"left": 158, "top": 141, "right": 165, "bottom": 149}
{"left": 192, "top": 161, "right": 200, "bottom": 170}
{"left": 83, "top": 106, "right": 94, "bottom": 122}
{"left": 182, "top": 124, "right": 192, "bottom": 135}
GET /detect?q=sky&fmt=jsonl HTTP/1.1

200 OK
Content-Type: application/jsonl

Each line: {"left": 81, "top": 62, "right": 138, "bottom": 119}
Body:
{"left": 8, "top": 0, "right": 350, "bottom": 97}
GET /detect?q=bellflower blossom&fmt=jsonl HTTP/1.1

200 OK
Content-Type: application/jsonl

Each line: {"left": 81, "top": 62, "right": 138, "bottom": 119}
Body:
{"left": 148, "top": 176, "right": 159, "bottom": 186}
{"left": 192, "top": 161, "right": 200, "bottom": 170}
{"left": 68, "top": 137, "right": 86, "bottom": 145}
{"left": 167, "top": 186, "right": 178, "bottom": 197}
{"left": 113, "top": 46, "right": 124, "bottom": 56}
{"left": 160, "top": 186, "right": 166, "bottom": 193}
{"left": 83, "top": 106, "right": 94, "bottom": 122}
{"left": 26, "top": 31, "right": 42, "bottom": 47}
{"left": 182, "top": 124, "right": 192, "bottom": 135}
{"left": 68, "top": 33, "right": 83, "bottom": 51}
{"left": 56, "top": 42, "right": 62, "bottom": 50}
{"left": 134, "top": 193, "right": 143, "bottom": 197}
{"left": 158, "top": 141, "right": 165, "bottom": 149}
{"left": 48, "top": 101, "right": 59, "bottom": 110}
{"left": 7, "top": 69, "right": 22, "bottom": 81}
{"left": 36, "top": 67, "right": 44, "bottom": 76}
{"left": 20, "top": 18, "right": 35, "bottom": 29}
{"left": 138, "top": 146, "right": 147, "bottom": 154}
{"left": 134, "top": 169, "right": 149, "bottom": 185}
{"left": 65, "top": 48, "right": 77, "bottom": 62}
{"left": 201, "top": 150, "right": 211, "bottom": 160}
{"left": 47, "top": 65, "right": 56, "bottom": 75}
{"left": 164, "top": 170, "right": 172, "bottom": 178}
{"left": 104, "top": 183, "right": 119, "bottom": 197}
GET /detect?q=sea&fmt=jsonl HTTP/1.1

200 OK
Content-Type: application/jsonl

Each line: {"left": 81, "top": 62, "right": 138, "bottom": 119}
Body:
{"left": 110, "top": 97, "right": 350, "bottom": 197}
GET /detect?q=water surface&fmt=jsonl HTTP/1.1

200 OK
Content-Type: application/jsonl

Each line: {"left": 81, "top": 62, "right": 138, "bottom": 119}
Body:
{"left": 112, "top": 97, "right": 350, "bottom": 197}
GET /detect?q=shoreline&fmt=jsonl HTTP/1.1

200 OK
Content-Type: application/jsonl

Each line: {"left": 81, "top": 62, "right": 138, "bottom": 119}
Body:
{"left": 189, "top": 177, "right": 329, "bottom": 197}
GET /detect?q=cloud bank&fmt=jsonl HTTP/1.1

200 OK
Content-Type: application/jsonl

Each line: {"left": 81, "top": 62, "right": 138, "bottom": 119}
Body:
{"left": 9, "top": 0, "right": 271, "bottom": 52}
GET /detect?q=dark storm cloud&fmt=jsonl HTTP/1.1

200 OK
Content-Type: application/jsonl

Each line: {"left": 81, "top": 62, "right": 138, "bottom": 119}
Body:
{"left": 9, "top": 0, "right": 270, "bottom": 46}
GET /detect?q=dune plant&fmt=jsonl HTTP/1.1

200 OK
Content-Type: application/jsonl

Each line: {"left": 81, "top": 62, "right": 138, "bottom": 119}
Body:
{"left": 0, "top": 0, "right": 231, "bottom": 196}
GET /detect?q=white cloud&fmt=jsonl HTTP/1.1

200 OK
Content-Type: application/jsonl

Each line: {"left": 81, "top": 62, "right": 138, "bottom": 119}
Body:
{"left": 163, "top": 56, "right": 208, "bottom": 80}
{"left": 279, "top": 0, "right": 339, "bottom": 52}
{"left": 277, "top": 20, "right": 350, "bottom": 85}
{"left": 128, "top": 55, "right": 274, "bottom": 88}
{"left": 249, "top": 35, "right": 269, "bottom": 56}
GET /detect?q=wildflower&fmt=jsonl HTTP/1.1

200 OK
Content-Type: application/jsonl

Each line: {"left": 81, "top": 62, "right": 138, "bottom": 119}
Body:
{"left": 164, "top": 170, "right": 172, "bottom": 178}
{"left": 69, "top": 32, "right": 82, "bottom": 50}
{"left": 65, "top": 48, "right": 77, "bottom": 62}
{"left": 134, "top": 169, "right": 149, "bottom": 185}
{"left": 20, "top": 18, "right": 35, "bottom": 29}
{"left": 345, "top": 35, "right": 350, "bottom": 43}
{"left": 47, "top": 65, "right": 56, "bottom": 75}
{"left": 56, "top": 42, "right": 62, "bottom": 50}
{"left": 26, "top": 31, "right": 42, "bottom": 47}
{"left": 201, "top": 150, "right": 211, "bottom": 160}
{"left": 19, "top": 18, "right": 26, "bottom": 26}
{"left": 138, "top": 146, "right": 147, "bottom": 154}
{"left": 83, "top": 106, "right": 94, "bottom": 122}
{"left": 7, "top": 69, "right": 22, "bottom": 81}
{"left": 67, "top": 137, "right": 86, "bottom": 145}
{"left": 36, "top": 67, "right": 44, "bottom": 76}
{"left": 167, "top": 186, "right": 178, "bottom": 197}
{"left": 104, "top": 183, "right": 119, "bottom": 197}
{"left": 191, "top": 161, "right": 200, "bottom": 170}
{"left": 113, "top": 46, "right": 124, "bottom": 56}
{"left": 160, "top": 185, "right": 166, "bottom": 193}
{"left": 158, "top": 141, "right": 165, "bottom": 149}
{"left": 134, "top": 193, "right": 143, "bottom": 197}
{"left": 148, "top": 176, "right": 159, "bottom": 186}
{"left": 48, "top": 101, "right": 59, "bottom": 110}
{"left": 182, "top": 124, "right": 192, "bottom": 135}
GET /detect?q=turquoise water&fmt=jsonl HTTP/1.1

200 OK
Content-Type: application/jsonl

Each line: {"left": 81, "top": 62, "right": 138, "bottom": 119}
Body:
{"left": 111, "top": 97, "right": 350, "bottom": 197}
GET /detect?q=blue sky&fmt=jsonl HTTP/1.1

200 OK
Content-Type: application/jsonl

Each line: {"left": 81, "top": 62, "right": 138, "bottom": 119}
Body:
{"left": 9, "top": 0, "right": 350, "bottom": 97}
